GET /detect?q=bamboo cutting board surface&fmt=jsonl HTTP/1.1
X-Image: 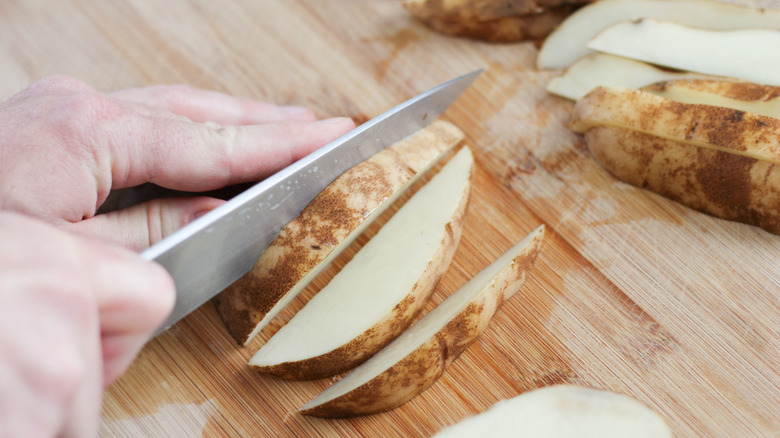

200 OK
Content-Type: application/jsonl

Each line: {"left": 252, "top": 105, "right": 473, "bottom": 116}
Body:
{"left": 2, "top": 0, "right": 779, "bottom": 436}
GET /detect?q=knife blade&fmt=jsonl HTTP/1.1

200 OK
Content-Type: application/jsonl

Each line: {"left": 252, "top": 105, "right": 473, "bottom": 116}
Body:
{"left": 143, "top": 69, "right": 482, "bottom": 334}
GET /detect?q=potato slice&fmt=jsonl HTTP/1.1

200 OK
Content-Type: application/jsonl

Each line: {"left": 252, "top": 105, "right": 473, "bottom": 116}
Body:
{"left": 536, "top": 0, "right": 780, "bottom": 69}
{"left": 214, "top": 121, "right": 464, "bottom": 346}
{"left": 403, "top": 0, "right": 584, "bottom": 43}
{"left": 644, "top": 79, "right": 780, "bottom": 119}
{"left": 250, "top": 147, "right": 474, "bottom": 380}
{"left": 299, "top": 225, "right": 545, "bottom": 417}
{"left": 570, "top": 85, "right": 780, "bottom": 234}
{"left": 546, "top": 53, "right": 724, "bottom": 101}
{"left": 432, "top": 385, "right": 672, "bottom": 437}
{"left": 587, "top": 19, "right": 780, "bottom": 86}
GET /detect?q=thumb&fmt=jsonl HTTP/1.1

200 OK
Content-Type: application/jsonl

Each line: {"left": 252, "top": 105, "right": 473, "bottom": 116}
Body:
{"left": 69, "top": 197, "right": 225, "bottom": 251}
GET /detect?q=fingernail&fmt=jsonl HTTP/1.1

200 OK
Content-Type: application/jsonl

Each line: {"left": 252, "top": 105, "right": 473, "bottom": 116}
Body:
{"left": 281, "top": 106, "right": 314, "bottom": 118}
{"left": 317, "top": 116, "right": 354, "bottom": 126}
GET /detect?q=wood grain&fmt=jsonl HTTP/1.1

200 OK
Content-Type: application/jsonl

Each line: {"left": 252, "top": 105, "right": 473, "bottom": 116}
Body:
{"left": 1, "top": 0, "right": 778, "bottom": 436}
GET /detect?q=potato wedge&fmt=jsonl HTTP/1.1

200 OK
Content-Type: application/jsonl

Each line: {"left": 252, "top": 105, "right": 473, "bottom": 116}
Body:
{"left": 537, "top": 0, "right": 780, "bottom": 69}
{"left": 214, "top": 120, "right": 464, "bottom": 346}
{"left": 546, "top": 53, "right": 724, "bottom": 101}
{"left": 587, "top": 19, "right": 780, "bottom": 87}
{"left": 432, "top": 385, "right": 672, "bottom": 437}
{"left": 299, "top": 225, "right": 544, "bottom": 417}
{"left": 250, "top": 147, "right": 474, "bottom": 380}
{"left": 570, "top": 85, "right": 780, "bottom": 234}
{"left": 403, "top": 0, "right": 585, "bottom": 43}
{"left": 644, "top": 79, "right": 780, "bottom": 119}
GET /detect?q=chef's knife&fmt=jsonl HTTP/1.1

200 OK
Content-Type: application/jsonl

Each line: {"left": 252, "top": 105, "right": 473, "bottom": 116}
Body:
{"left": 143, "top": 70, "right": 482, "bottom": 334}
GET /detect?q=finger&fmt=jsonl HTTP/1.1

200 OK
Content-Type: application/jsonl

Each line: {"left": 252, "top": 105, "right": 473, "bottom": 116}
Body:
{"left": 69, "top": 197, "right": 224, "bottom": 251}
{"left": 111, "top": 85, "right": 318, "bottom": 125}
{"left": 77, "top": 237, "right": 175, "bottom": 385}
{"left": 108, "top": 116, "right": 355, "bottom": 191}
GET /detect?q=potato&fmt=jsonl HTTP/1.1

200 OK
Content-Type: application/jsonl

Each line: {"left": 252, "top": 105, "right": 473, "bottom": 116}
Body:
{"left": 299, "top": 225, "right": 544, "bottom": 417}
{"left": 570, "top": 85, "right": 780, "bottom": 234}
{"left": 643, "top": 79, "right": 780, "bottom": 119}
{"left": 546, "top": 53, "right": 725, "bottom": 101}
{"left": 250, "top": 147, "right": 473, "bottom": 380}
{"left": 537, "top": 0, "right": 780, "bottom": 69}
{"left": 403, "top": 0, "right": 588, "bottom": 43}
{"left": 214, "top": 120, "right": 464, "bottom": 346}
{"left": 432, "top": 385, "right": 672, "bottom": 437}
{"left": 587, "top": 19, "right": 780, "bottom": 87}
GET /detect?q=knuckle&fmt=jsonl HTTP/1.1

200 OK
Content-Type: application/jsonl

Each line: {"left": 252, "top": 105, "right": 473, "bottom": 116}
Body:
{"left": 27, "top": 74, "right": 91, "bottom": 95}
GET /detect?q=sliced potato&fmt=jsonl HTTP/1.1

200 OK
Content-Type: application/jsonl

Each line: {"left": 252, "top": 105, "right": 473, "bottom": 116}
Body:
{"left": 403, "top": 0, "right": 585, "bottom": 43}
{"left": 644, "top": 79, "right": 780, "bottom": 119}
{"left": 299, "top": 225, "right": 545, "bottom": 417}
{"left": 250, "top": 147, "right": 474, "bottom": 380}
{"left": 432, "top": 385, "right": 672, "bottom": 438}
{"left": 570, "top": 85, "right": 780, "bottom": 234}
{"left": 546, "top": 53, "right": 725, "bottom": 101}
{"left": 587, "top": 19, "right": 780, "bottom": 87}
{"left": 214, "top": 120, "right": 464, "bottom": 346}
{"left": 537, "top": 0, "right": 780, "bottom": 69}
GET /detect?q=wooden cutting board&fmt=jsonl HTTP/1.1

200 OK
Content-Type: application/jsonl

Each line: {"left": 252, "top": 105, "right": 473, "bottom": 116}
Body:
{"left": 2, "top": 0, "right": 778, "bottom": 436}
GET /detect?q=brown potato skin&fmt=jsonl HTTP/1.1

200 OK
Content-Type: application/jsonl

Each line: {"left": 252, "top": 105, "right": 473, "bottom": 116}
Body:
{"left": 214, "top": 121, "right": 464, "bottom": 345}
{"left": 644, "top": 79, "right": 780, "bottom": 103}
{"left": 403, "top": 0, "right": 589, "bottom": 43}
{"left": 253, "top": 157, "right": 473, "bottom": 380}
{"left": 300, "top": 227, "right": 544, "bottom": 418}
{"left": 571, "top": 86, "right": 780, "bottom": 234}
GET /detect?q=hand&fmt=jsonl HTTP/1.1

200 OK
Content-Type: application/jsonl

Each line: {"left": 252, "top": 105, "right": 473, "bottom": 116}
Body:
{"left": 0, "top": 75, "right": 355, "bottom": 250}
{"left": 0, "top": 211, "right": 175, "bottom": 438}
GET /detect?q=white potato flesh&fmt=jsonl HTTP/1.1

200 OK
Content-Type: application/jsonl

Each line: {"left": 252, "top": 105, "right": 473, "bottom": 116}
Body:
{"left": 536, "top": 0, "right": 780, "bottom": 70}
{"left": 587, "top": 19, "right": 780, "bottom": 86}
{"left": 250, "top": 147, "right": 474, "bottom": 367}
{"left": 546, "top": 53, "right": 720, "bottom": 101}
{"left": 301, "top": 225, "right": 545, "bottom": 411}
{"left": 432, "top": 385, "right": 672, "bottom": 438}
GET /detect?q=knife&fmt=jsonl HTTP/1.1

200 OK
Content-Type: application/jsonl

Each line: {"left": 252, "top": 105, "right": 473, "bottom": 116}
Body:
{"left": 143, "top": 69, "right": 482, "bottom": 334}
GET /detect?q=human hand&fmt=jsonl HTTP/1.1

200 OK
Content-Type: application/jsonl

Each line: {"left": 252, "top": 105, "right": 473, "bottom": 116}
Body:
{"left": 0, "top": 75, "right": 355, "bottom": 250}
{"left": 0, "top": 211, "right": 175, "bottom": 438}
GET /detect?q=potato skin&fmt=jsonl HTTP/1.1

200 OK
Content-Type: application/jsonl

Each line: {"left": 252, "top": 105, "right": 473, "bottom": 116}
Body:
{"left": 403, "top": 0, "right": 588, "bottom": 43}
{"left": 214, "top": 121, "right": 464, "bottom": 345}
{"left": 253, "top": 168, "right": 472, "bottom": 380}
{"left": 644, "top": 79, "right": 780, "bottom": 103}
{"left": 300, "top": 227, "right": 544, "bottom": 418}
{"left": 571, "top": 86, "right": 780, "bottom": 234}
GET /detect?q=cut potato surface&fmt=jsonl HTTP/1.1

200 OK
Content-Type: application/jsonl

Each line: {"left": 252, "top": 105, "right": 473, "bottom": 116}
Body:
{"left": 299, "top": 225, "right": 544, "bottom": 417}
{"left": 571, "top": 86, "right": 780, "bottom": 234}
{"left": 587, "top": 19, "right": 780, "bottom": 87}
{"left": 546, "top": 53, "right": 724, "bottom": 101}
{"left": 432, "top": 385, "right": 672, "bottom": 438}
{"left": 644, "top": 79, "right": 780, "bottom": 119}
{"left": 537, "top": 0, "right": 780, "bottom": 69}
{"left": 214, "top": 120, "right": 464, "bottom": 346}
{"left": 250, "top": 146, "right": 474, "bottom": 380}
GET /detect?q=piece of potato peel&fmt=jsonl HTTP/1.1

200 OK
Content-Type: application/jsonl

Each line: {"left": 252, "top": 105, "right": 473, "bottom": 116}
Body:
{"left": 536, "top": 0, "right": 780, "bottom": 70}
{"left": 250, "top": 146, "right": 474, "bottom": 380}
{"left": 403, "top": 0, "right": 586, "bottom": 43}
{"left": 587, "top": 19, "right": 780, "bottom": 87}
{"left": 570, "top": 85, "right": 780, "bottom": 234}
{"left": 298, "top": 225, "right": 545, "bottom": 418}
{"left": 546, "top": 53, "right": 726, "bottom": 101}
{"left": 214, "top": 120, "right": 464, "bottom": 346}
{"left": 432, "top": 385, "right": 672, "bottom": 438}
